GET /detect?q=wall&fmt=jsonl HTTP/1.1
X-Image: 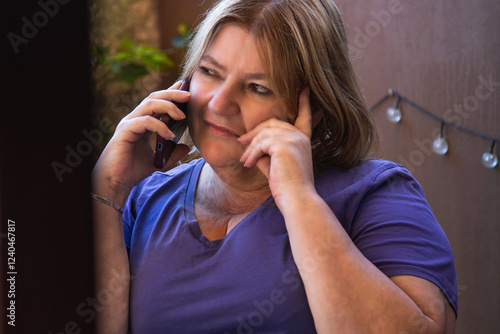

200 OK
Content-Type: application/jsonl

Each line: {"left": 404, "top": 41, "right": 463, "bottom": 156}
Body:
{"left": 157, "top": 1, "right": 500, "bottom": 332}
{"left": 157, "top": 0, "right": 215, "bottom": 85}
{"left": 336, "top": 1, "right": 500, "bottom": 333}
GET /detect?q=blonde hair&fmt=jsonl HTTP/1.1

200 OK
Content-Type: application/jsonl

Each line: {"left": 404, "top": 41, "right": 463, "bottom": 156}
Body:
{"left": 181, "top": 0, "right": 377, "bottom": 170}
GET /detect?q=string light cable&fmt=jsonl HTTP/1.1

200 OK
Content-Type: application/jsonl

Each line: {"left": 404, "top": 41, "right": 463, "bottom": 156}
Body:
{"left": 369, "top": 88, "right": 499, "bottom": 168}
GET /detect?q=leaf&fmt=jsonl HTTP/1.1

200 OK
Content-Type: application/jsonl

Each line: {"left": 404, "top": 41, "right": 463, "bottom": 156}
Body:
{"left": 111, "top": 63, "right": 149, "bottom": 84}
{"left": 119, "top": 38, "right": 134, "bottom": 51}
{"left": 177, "top": 23, "right": 188, "bottom": 36}
{"left": 108, "top": 51, "right": 134, "bottom": 62}
{"left": 99, "top": 37, "right": 176, "bottom": 84}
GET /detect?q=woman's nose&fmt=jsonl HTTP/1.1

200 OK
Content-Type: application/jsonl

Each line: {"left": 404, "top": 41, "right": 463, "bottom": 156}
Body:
{"left": 207, "top": 81, "right": 240, "bottom": 116}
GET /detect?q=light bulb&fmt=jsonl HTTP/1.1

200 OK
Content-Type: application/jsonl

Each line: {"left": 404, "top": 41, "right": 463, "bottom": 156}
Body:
{"left": 386, "top": 106, "right": 402, "bottom": 123}
{"left": 433, "top": 136, "right": 448, "bottom": 155}
{"left": 482, "top": 152, "right": 498, "bottom": 168}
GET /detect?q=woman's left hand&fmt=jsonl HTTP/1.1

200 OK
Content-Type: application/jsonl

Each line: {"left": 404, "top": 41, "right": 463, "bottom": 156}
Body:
{"left": 238, "top": 88, "right": 315, "bottom": 206}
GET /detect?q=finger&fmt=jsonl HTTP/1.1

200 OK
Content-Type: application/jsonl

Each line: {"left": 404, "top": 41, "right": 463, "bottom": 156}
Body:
{"left": 146, "top": 79, "right": 189, "bottom": 100}
{"left": 168, "top": 80, "right": 183, "bottom": 90}
{"left": 242, "top": 144, "right": 269, "bottom": 169}
{"left": 120, "top": 115, "right": 175, "bottom": 140}
{"left": 124, "top": 81, "right": 190, "bottom": 119}
{"left": 146, "top": 88, "right": 191, "bottom": 102}
{"left": 238, "top": 118, "right": 294, "bottom": 145}
{"left": 239, "top": 126, "right": 285, "bottom": 163}
{"left": 129, "top": 99, "right": 188, "bottom": 120}
{"left": 241, "top": 132, "right": 280, "bottom": 168}
{"left": 294, "top": 87, "right": 312, "bottom": 138}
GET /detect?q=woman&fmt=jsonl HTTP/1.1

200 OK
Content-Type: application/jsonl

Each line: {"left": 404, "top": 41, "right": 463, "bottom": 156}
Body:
{"left": 92, "top": 0, "right": 458, "bottom": 332}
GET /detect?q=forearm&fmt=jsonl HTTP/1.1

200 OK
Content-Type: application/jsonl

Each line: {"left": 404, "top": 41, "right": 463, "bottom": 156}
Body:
{"left": 92, "top": 179, "right": 131, "bottom": 334}
{"left": 279, "top": 191, "right": 444, "bottom": 334}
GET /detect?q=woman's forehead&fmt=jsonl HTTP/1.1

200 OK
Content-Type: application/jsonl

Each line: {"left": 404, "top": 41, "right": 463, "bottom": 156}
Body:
{"left": 202, "top": 24, "right": 270, "bottom": 79}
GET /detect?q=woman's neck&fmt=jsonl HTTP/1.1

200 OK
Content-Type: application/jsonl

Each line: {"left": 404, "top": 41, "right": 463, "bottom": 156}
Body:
{"left": 196, "top": 162, "right": 271, "bottom": 215}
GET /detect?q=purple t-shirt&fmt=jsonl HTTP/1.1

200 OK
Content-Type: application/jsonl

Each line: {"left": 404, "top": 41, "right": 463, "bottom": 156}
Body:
{"left": 123, "top": 158, "right": 457, "bottom": 333}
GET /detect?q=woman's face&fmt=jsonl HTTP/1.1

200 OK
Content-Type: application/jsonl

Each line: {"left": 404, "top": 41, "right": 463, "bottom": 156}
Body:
{"left": 187, "top": 24, "right": 288, "bottom": 169}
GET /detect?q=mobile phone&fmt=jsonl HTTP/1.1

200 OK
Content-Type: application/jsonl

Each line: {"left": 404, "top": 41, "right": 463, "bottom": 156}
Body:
{"left": 154, "top": 79, "right": 190, "bottom": 169}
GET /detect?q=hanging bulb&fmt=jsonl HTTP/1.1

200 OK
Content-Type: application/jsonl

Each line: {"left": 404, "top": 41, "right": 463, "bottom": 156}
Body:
{"left": 482, "top": 141, "right": 498, "bottom": 168}
{"left": 433, "top": 137, "right": 449, "bottom": 155}
{"left": 433, "top": 122, "right": 448, "bottom": 155}
{"left": 482, "top": 153, "right": 498, "bottom": 168}
{"left": 386, "top": 95, "right": 402, "bottom": 123}
{"left": 387, "top": 106, "right": 402, "bottom": 123}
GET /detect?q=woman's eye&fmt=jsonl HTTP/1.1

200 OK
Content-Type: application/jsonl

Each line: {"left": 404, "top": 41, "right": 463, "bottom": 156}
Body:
{"left": 200, "top": 66, "right": 215, "bottom": 76}
{"left": 251, "top": 83, "right": 271, "bottom": 95}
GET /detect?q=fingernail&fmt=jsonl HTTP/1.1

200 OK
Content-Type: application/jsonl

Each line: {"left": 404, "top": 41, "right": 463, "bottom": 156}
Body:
{"left": 176, "top": 109, "right": 186, "bottom": 119}
{"left": 166, "top": 129, "right": 175, "bottom": 138}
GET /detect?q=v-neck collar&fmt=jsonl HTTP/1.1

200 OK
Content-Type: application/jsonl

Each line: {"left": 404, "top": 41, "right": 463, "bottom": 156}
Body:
{"left": 183, "top": 159, "right": 275, "bottom": 248}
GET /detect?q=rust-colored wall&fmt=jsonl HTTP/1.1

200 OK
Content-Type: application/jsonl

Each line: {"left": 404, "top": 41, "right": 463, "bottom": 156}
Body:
{"left": 158, "top": 1, "right": 500, "bottom": 332}
{"left": 337, "top": 1, "right": 500, "bottom": 332}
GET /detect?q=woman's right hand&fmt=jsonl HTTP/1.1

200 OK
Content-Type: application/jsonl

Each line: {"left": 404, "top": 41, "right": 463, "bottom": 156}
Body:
{"left": 90, "top": 81, "right": 193, "bottom": 334}
{"left": 92, "top": 81, "right": 191, "bottom": 204}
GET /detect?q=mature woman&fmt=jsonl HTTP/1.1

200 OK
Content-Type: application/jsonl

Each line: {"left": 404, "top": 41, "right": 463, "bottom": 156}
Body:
{"left": 92, "top": 0, "right": 458, "bottom": 332}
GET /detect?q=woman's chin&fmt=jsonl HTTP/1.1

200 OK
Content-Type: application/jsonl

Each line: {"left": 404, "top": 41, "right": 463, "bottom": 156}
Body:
{"left": 203, "top": 152, "right": 243, "bottom": 170}
{"left": 194, "top": 140, "right": 237, "bottom": 162}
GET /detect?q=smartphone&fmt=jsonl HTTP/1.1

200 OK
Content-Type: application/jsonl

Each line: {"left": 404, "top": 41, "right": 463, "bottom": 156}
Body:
{"left": 154, "top": 79, "right": 190, "bottom": 169}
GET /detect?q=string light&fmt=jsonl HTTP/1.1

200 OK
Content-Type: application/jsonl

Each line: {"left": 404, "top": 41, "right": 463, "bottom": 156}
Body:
{"left": 482, "top": 140, "right": 498, "bottom": 168}
{"left": 386, "top": 89, "right": 402, "bottom": 123}
{"left": 370, "top": 89, "right": 499, "bottom": 169}
{"left": 433, "top": 122, "right": 449, "bottom": 155}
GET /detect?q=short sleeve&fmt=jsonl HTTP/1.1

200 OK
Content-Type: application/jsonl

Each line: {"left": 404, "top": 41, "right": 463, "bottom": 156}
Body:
{"left": 350, "top": 165, "right": 458, "bottom": 314}
{"left": 122, "top": 189, "right": 136, "bottom": 255}
{"left": 122, "top": 177, "right": 146, "bottom": 255}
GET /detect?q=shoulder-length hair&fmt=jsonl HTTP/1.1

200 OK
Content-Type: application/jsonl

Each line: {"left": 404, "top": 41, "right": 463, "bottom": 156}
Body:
{"left": 181, "top": 0, "right": 377, "bottom": 170}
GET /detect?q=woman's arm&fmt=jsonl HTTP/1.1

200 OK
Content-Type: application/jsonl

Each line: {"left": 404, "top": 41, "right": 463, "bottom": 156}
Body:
{"left": 239, "top": 88, "right": 455, "bottom": 333}
{"left": 280, "top": 189, "right": 455, "bottom": 333}
{"left": 91, "top": 182, "right": 131, "bottom": 334}
{"left": 91, "top": 81, "right": 191, "bottom": 333}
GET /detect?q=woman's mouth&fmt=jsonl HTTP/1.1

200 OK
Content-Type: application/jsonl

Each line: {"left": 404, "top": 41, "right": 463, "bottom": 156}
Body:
{"left": 205, "top": 121, "right": 240, "bottom": 138}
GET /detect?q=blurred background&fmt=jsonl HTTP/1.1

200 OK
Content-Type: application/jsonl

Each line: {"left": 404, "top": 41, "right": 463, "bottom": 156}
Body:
{"left": 2, "top": 0, "right": 498, "bottom": 332}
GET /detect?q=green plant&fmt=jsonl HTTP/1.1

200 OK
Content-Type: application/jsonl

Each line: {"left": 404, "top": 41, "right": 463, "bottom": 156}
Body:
{"left": 91, "top": 24, "right": 191, "bottom": 85}
{"left": 101, "top": 38, "right": 175, "bottom": 84}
